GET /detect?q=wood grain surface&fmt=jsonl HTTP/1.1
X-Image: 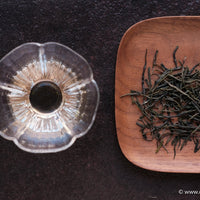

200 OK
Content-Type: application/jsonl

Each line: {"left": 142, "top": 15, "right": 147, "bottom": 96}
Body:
{"left": 115, "top": 16, "right": 200, "bottom": 173}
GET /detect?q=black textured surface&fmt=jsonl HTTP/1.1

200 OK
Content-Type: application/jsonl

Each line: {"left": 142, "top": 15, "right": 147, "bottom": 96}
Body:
{"left": 1, "top": 1, "right": 200, "bottom": 200}
{"left": 30, "top": 81, "right": 62, "bottom": 113}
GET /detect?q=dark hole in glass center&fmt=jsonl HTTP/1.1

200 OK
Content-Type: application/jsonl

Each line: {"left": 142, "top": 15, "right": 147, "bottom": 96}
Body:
{"left": 30, "top": 81, "right": 62, "bottom": 113}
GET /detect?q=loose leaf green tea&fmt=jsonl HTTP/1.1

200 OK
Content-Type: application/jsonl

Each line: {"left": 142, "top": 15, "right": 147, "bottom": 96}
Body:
{"left": 121, "top": 47, "right": 200, "bottom": 158}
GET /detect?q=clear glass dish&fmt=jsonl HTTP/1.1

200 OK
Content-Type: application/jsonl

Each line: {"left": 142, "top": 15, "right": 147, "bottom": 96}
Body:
{"left": 0, "top": 42, "right": 99, "bottom": 153}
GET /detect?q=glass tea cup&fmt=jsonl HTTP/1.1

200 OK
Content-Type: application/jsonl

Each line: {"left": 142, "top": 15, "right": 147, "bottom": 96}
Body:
{"left": 0, "top": 42, "right": 99, "bottom": 153}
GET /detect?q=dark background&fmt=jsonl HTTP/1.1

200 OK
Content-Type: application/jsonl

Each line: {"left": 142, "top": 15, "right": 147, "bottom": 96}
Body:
{"left": 0, "top": 1, "right": 200, "bottom": 200}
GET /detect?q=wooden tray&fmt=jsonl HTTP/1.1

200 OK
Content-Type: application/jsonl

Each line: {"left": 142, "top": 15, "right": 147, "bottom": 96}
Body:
{"left": 115, "top": 16, "right": 200, "bottom": 173}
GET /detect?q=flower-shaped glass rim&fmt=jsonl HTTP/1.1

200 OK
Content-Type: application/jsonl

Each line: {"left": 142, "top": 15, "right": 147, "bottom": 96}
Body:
{"left": 0, "top": 42, "right": 100, "bottom": 153}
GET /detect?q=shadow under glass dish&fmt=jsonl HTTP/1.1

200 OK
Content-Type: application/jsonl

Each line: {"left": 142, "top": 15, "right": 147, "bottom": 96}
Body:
{"left": 0, "top": 42, "right": 99, "bottom": 153}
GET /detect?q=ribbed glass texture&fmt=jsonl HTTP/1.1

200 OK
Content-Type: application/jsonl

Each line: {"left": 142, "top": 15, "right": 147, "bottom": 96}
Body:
{"left": 0, "top": 42, "right": 99, "bottom": 153}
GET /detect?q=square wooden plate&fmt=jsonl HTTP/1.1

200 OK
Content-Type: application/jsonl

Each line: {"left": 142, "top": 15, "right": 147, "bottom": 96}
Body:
{"left": 115, "top": 16, "right": 200, "bottom": 173}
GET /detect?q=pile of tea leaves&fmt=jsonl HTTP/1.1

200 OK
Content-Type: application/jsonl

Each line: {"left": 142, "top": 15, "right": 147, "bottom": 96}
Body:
{"left": 121, "top": 47, "right": 200, "bottom": 158}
